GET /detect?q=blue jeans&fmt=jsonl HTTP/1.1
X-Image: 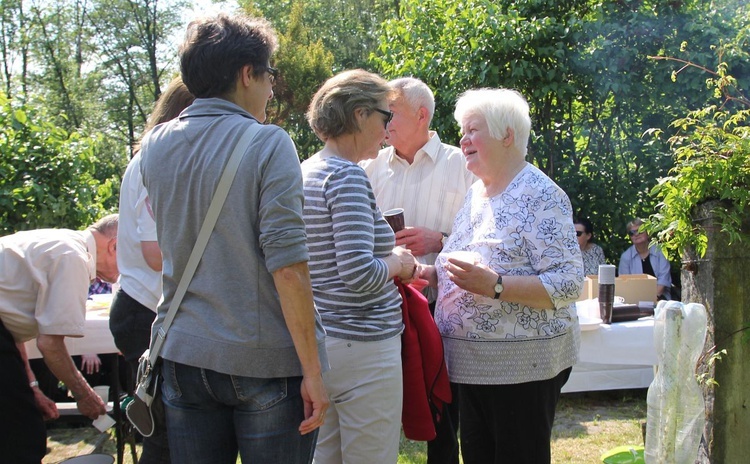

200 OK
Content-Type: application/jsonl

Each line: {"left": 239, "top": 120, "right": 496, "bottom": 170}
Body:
{"left": 161, "top": 359, "right": 317, "bottom": 464}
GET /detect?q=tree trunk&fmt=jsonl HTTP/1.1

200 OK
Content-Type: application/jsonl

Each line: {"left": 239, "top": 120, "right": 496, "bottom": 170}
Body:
{"left": 683, "top": 201, "right": 750, "bottom": 464}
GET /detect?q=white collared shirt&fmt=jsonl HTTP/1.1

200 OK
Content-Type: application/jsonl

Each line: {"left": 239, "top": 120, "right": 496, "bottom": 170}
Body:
{"left": 361, "top": 131, "right": 476, "bottom": 267}
{"left": 361, "top": 132, "right": 476, "bottom": 302}
{"left": 0, "top": 229, "right": 94, "bottom": 341}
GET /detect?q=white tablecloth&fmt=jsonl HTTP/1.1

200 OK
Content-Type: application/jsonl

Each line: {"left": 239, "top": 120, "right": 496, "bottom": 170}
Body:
{"left": 563, "top": 317, "right": 656, "bottom": 393}
{"left": 24, "top": 303, "right": 118, "bottom": 359}
{"left": 23, "top": 298, "right": 656, "bottom": 392}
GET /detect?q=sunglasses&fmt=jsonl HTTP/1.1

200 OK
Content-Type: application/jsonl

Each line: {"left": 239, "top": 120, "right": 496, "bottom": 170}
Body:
{"left": 628, "top": 229, "right": 642, "bottom": 236}
{"left": 260, "top": 66, "right": 278, "bottom": 85}
{"left": 374, "top": 108, "right": 394, "bottom": 128}
{"left": 575, "top": 231, "right": 584, "bottom": 237}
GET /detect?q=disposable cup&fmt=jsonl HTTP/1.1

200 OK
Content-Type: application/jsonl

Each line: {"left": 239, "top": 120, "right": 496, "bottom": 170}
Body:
{"left": 93, "top": 385, "right": 109, "bottom": 403}
{"left": 446, "top": 251, "right": 479, "bottom": 265}
{"left": 383, "top": 208, "right": 405, "bottom": 233}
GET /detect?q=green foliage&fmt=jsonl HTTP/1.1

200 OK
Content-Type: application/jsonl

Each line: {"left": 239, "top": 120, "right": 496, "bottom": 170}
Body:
{"left": 0, "top": 0, "right": 178, "bottom": 184}
{"left": 244, "top": 0, "right": 396, "bottom": 158}
{"left": 244, "top": 0, "right": 397, "bottom": 72}
{"left": 0, "top": 92, "right": 112, "bottom": 234}
{"left": 647, "top": 67, "right": 750, "bottom": 258}
{"left": 372, "top": 0, "right": 748, "bottom": 267}
{"left": 697, "top": 348, "right": 726, "bottom": 388}
{"left": 646, "top": 15, "right": 750, "bottom": 259}
{"left": 260, "top": 1, "right": 334, "bottom": 158}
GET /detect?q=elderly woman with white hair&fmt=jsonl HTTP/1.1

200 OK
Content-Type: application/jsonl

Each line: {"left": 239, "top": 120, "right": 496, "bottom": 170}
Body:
{"left": 419, "top": 88, "right": 584, "bottom": 464}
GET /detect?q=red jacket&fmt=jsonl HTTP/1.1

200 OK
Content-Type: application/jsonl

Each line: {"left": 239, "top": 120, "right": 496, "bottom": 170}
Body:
{"left": 398, "top": 281, "right": 452, "bottom": 441}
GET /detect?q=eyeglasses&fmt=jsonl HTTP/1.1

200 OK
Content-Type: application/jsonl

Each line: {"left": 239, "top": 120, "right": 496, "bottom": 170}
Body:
{"left": 575, "top": 231, "right": 584, "bottom": 237}
{"left": 260, "top": 66, "right": 278, "bottom": 85}
{"left": 374, "top": 108, "right": 394, "bottom": 128}
{"left": 628, "top": 229, "right": 642, "bottom": 236}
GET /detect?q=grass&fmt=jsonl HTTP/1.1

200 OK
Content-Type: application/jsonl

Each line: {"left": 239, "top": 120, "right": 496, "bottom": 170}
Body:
{"left": 45, "top": 390, "right": 647, "bottom": 464}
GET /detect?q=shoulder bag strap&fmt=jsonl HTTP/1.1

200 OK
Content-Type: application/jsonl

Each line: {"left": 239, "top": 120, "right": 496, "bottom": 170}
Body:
{"left": 148, "top": 123, "right": 262, "bottom": 365}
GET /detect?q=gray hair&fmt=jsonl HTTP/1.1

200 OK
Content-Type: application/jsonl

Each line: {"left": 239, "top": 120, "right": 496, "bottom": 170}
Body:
{"left": 389, "top": 77, "right": 435, "bottom": 125}
{"left": 626, "top": 218, "right": 644, "bottom": 232}
{"left": 454, "top": 88, "right": 531, "bottom": 155}
{"left": 88, "top": 214, "right": 119, "bottom": 239}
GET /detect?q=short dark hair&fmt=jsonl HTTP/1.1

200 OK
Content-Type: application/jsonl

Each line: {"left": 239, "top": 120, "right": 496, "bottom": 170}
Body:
{"left": 179, "top": 14, "right": 278, "bottom": 98}
{"left": 574, "top": 217, "right": 594, "bottom": 235}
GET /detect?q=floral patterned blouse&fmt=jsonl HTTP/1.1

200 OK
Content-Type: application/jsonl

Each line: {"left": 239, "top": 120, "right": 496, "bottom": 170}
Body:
{"left": 436, "top": 163, "right": 584, "bottom": 385}
{"left": 581, "top": 243, "right": 606, "bottom": 276}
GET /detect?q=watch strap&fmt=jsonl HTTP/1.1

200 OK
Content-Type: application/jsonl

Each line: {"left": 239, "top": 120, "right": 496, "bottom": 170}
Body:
{"left": 493, "top": 274, "right": 503, "bottom": 299}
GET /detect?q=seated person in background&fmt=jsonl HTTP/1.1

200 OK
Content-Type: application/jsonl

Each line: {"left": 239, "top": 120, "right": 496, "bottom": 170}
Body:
{"left": 618, "top": 218, "right": 672, "bottom": 300}
{"left": 78, "top": 277, "right": 114, "bottom": 383}
{"left": 574, "top": 217, "right": 606, "bottom": 276}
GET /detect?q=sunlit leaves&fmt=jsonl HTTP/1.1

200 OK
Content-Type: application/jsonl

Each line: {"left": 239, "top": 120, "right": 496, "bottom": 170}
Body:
{"left": 647, "top": 46, "right": 750, "bottom": 259}
{"left": 0, "top": 93, "right": 111, "bottom": 234}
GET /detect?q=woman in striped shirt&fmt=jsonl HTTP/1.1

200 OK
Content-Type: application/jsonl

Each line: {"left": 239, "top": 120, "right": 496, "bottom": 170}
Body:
{"left": 302, "top": 69, "right": 418, "bottom": 464}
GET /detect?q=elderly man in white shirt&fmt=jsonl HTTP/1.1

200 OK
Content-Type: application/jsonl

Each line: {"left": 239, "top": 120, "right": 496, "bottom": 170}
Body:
{"left": 0, "top": 215, "right": 118, "bottom": 464}
{"left": 360, "top": 77, "right": 475, "bottom": 464}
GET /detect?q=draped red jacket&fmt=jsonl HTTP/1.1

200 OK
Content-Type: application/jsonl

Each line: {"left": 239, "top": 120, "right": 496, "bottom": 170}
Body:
{"left": 398, "top": 281, "right": 452, "bottom": 441}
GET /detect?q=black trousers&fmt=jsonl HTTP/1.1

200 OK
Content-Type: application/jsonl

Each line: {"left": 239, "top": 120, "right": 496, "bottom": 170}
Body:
{"left": 109, "top": 288, "right": 171, "bottom": 464}
{"left": 427, "top": 381, "right": 460, "bottom": 464}
{"left": 0, "top": 319, "right": 46, "bottom": 464}
{"left": 459, "top": 367, "right": 572, "bottom": 464}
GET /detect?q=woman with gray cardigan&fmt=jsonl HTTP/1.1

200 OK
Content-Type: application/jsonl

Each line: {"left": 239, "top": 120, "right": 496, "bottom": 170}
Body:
{"left": 140, "top": 13, "right": 328, "bottom": 464}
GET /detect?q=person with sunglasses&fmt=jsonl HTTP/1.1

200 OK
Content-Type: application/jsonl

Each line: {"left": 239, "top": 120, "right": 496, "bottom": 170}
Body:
{"left": 618, "top": 218, "right": 672, "bottom": 300}
{"left": 360, "top": 76, "right": 475, "bottom": 464}
{"left": 574, "top": 217, "right": 606, "bottom": 276}
{"left": 140, "top": 14, "right": 329, "bottom": 464}
{"left": 302, "top": 69, "right": 419, "bottom": 463}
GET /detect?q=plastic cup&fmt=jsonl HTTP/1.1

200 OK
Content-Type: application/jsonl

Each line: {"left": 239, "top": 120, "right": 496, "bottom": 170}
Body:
{"left": 598, "top": 265, "right": 616, "bottom": 324}
{"left": 383, "top": 208, "right": 405, "bottom": 233}
{"left": 598, "top": 284, "right": 615, "bottom": 324}
{"left": 446, "top": 251, "right": 479, "bottom": 265}
{"left": 93, "top": 385, "right": 109, "bottom": 403}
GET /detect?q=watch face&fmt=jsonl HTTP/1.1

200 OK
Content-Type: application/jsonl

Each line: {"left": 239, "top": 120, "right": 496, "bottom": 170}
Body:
{"left": 494, "top": 283, "right": 504, "bottom": 293}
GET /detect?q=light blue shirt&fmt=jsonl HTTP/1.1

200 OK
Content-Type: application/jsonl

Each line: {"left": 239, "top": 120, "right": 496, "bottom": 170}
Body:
{"left": 618, "top": 245, "right": 672, "bottom": 299}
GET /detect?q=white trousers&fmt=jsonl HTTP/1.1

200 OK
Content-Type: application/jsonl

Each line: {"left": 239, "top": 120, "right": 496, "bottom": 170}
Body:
{"left": 313, "top": 335, "right": 403, "bottom": 464}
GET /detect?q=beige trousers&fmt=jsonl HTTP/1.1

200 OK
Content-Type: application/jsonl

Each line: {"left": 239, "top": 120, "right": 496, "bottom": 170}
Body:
{"left": 313, "top": 335, "right": 403, "bottom": 464}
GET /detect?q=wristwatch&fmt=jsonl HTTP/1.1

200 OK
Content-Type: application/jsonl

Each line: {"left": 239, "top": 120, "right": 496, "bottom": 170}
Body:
{"left": 493, "top": 274, "right": 504, "bottom": 299}
{"left": 440, "top": 232, "right": 449, "bottom": 248}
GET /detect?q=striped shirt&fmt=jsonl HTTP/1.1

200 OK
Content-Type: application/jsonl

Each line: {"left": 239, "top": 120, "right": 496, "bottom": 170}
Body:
{"left": 301, "top": 154, "right": 403, "bottom": 341}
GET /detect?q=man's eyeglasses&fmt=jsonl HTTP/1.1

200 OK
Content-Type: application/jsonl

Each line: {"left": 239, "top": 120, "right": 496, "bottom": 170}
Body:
{"left": 575, "top": 231, "right": 584, "bottom": 237}
{"left": 628, "top": 229, "right": 642, "bottom": 236}
{"left": 374, "top": 108, "right": 394, "bottom": 128}
{"left": 260, "top": 66, "right": 278, "bottom": 85}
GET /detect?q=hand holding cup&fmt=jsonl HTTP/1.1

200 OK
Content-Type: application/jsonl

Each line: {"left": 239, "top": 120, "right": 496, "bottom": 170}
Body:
{"left": 383, "top": 208, "right": 405, "bottom": 233}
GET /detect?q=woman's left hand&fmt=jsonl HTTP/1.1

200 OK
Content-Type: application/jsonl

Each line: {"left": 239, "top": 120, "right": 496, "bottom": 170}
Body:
{"left": 445, "top": 258, "right": 496, "bottom": 298}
